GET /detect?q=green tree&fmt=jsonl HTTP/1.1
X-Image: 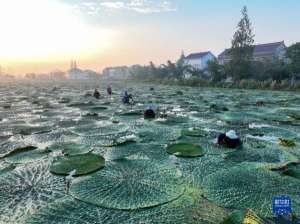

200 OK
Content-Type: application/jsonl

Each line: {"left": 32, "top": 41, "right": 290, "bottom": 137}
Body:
{"left": 207, "top": 60, "right": 226, "bottom": 82}
{"left": 286, "top": 42, "right": 300, "bottom": 76}
{"left": 230, "top": 6, "right": 255, "bottom": 80}
{"left": 176, "top": 51, "right": 186, "bottom": 66}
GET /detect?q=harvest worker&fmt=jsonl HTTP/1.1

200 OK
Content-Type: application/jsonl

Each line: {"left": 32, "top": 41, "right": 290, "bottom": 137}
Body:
{"left": 107, "top": 85, "right": 112, "bottom": 95}
{"left": 256, "top": 101, "right": 265, "bottom": 107}
{"left": 93, "top": 89, "right": 100, "bottom": 99}
{"left": 144, "top": 105, "right": 156, "bottom": 119}
{"left": 217, "top": 130, "right": 242, "bottom": 149}
{"left": 122, "top": 91, "right": 134, "bottom": 105}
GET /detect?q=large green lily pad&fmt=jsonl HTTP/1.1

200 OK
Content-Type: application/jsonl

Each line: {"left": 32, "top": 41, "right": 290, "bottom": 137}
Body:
{"left": 166, "top": 142, "right": 205, "bottom": 157}
{"left": 181, "top": 128, "right": 208, "bottom": 137}
{"left": 224, "top": 143, "right": 299, "bottom": 165}
{"left": 70, "top": 158, "right": 185, "bottom": 210}
{"left": 71, "top": 123, "right": 129, "bottom": 137}
{"left": 2, "top": 145, "right": 37, "bottom": 158}
{"left": 26, "top": 187, "right": 228, "bottom": 224}
{"left": 202, "top": 164, "right": 300, "bottom": 217}
{"left": 5, "top": 148, "right": 50, "bottom": 164}
{"left": 0, "top": 161, "right": 64, "bottom": 223}
{"left": 50, "top": 153, "right": 105, "bottom": 176}
{"left": 283, "top": 164, "right": 300, "bottom": 180}
{"left": 12, "top": 125, "right": 52, "bottom": 135}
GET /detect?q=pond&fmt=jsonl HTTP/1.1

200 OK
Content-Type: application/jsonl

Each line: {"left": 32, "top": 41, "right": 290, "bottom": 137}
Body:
{"left": 0, "top": 80, "right": 300, "bottom": 223}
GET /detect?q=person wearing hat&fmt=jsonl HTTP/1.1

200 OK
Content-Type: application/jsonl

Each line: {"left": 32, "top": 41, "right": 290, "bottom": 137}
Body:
{"left": 144, "top": 105, "right": 156, "bottom": 119}
{"left": 217, "top": 130, "right": 242, "bottom": 149}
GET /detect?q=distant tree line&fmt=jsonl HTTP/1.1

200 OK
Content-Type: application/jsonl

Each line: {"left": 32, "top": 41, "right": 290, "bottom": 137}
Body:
{"left": 129, "top": 6, "right": 300, "bottom": 90}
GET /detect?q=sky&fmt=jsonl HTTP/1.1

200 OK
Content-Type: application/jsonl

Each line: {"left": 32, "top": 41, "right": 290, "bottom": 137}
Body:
{"left": 0, "top": 0, "right": 299, "bottom": 75}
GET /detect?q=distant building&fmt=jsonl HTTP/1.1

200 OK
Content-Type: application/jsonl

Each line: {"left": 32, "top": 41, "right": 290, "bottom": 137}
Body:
{"left": 25, "top": 73, "right": 50, "bottom": 80}
{"left": 25, "top": 73, "right": 37, "bottom": 79}
{"left": 184, "top": 51, "right": 216, "bottom": 70}
{"left": 0, "top": 74, "right": 15, "bottom": 81}
{"left": 218, "top": 41, "right": 287, "bottom": 65}
{"left": 50, "top": 70, "right": 66, "bottom": 80}
{"left": 67, "top": 60, "right": 99, "bottom": 80}
{"left": 68, "top": 68, "right": 90, "bottom": 80}
{"left": 102, "top": 66, "right": 130, "bottom": 79}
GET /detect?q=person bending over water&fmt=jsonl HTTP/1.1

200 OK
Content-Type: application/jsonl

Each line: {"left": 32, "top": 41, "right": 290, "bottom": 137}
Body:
{"left": 144, "top": 105, "right": 156, "bottom": 119}
{"left": 217, "top": 130, "right": 242, "bottom": 149}
{"left": 93, "top": 89, "right": 100, "bottom": 99}
{"left": 122, "top": 91, "right": 134, "bottom": 104}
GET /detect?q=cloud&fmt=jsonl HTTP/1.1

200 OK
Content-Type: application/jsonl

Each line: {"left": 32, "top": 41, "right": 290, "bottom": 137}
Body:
{"left": 75, "top": 0, "right": 177, "bottom": 14}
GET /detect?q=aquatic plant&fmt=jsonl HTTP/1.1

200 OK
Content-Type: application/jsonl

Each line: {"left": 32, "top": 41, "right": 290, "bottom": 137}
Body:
{"left": 69, "top": 158, "right": 185, "bottom": 210}
{"left": 166, "top": 142, "right": 205, "bottom": 157}
{"left": 50, "top": 153, "right": 105, "bottom": 176}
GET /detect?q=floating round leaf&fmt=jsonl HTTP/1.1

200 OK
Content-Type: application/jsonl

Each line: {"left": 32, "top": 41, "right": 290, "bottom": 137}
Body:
{"left": 71, "top": 122, "right": 129, "bottom": 137}
{"left": 63, "top": 143, "right": 93, "bottom": 155}
{"left": 26, "top": 187, "right": 226, "bottom": 224}
{"left": 118, "top": 110, "right": 143, "bottom": 116}
{"left": 88, "top": 106, "right": 108, "bottom": 112}
{"left": 3, "top": 145, "right": 37, "bottom": 158}
{"left": 202, "top": 164, "right": 300, "bottom": 217}
{"left": 12, "top": 125, "right": 52, "bottom": 135}
{"left": 50, "top": 153, "right": 105, "bottom": 176}
{"left": 70, "top": 158, "right": 185, "bottom": 210}
{"left": 224, "top": 143, "right": 299, "bottom": 165}
{"left": 25, "top": 197, "right": 130, "bottom": 224}
{"left": 157, "top": 115, "right": 190, "bottom": 125}
{"left": 181, "top": 128, "right": 208, "bottom": 137}
{"left": 166, "top": 142, "right": 204, "bottom": 157}
{"left": 283, "top": 164, "right": 300, "bottom": 180}
{"left": 0, "top": 161, "right": 64, "bottom": 223}
{"left": 5, "top": 148, "right": 50, "bottom": 164}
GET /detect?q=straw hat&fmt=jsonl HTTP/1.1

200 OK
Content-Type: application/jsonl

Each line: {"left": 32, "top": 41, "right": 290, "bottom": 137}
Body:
{"left": 226, "top": 130, "right": 238, "bottom": 139}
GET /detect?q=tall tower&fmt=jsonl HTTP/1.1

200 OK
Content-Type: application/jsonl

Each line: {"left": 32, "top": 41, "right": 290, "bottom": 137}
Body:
{"left": 74, "top": 60, "right": 77, "bottom": 69}
{"left": 70, "top": 60, "right": 77, "bottom": 70}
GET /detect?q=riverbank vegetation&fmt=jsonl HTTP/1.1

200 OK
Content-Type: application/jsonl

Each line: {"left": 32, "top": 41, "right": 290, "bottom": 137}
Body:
{"left": 129, "top": 7, "right": 300, "bottom": 91}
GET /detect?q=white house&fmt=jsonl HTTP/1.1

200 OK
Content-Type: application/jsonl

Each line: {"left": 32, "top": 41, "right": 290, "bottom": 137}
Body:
{"left": 184, "top": 51, "right": 216, "bottom": 70}
{"left": 102, "top": 66, "right": 130, "bottom": 79}
{"left": 68, "top": 68, "right": 89, "bottom": 80}
{"left": 67, "top": 60, "right": 99, "bottom": 80}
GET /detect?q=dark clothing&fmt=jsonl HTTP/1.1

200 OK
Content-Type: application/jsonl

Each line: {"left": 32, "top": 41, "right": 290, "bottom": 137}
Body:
{"left": 93, "top": 90, "right": 100, "bottom": 99}
{"left": 218, "top": 133, "right": 242, "bottom": 149}
{"left": 107, "top": 86, "right": 112, "bottom": 95}
{"left": 144, "top": 109, "right": 156, "bottom": 119}
{"left": 122, "top": 93, "right": 133, "bottom": 104}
